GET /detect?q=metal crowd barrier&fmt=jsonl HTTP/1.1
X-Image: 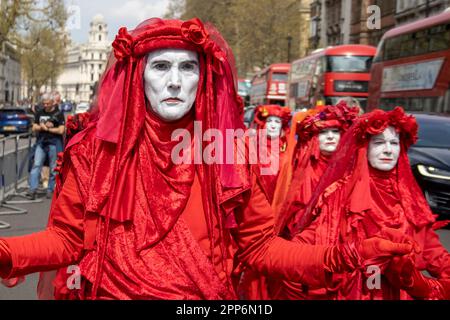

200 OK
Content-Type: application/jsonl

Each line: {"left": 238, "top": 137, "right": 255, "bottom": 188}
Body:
{"left": 0, "top": 132, "right": 41, "bottom": 229}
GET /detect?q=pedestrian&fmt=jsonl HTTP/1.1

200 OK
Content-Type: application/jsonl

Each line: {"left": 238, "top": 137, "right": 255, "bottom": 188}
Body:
{"left": 0, "top": 18, "right": 412, "bottom": 300}
{"left": 27, "top": 92, "right": 65, "bottom": 200}
{"left": 278, "top": 107, "right": 450, "bottom": 300}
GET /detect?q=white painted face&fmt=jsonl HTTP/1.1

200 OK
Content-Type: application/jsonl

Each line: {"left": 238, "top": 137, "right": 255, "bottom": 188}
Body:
{"left": 144, "top": 49, "right": 199, "bottom": 122}
{"left": 368, "top": 126, "right": 401, "bottom": 171}
{"left": 318, "top": 127, "right": 341, "bottom": 155}
{"left": 266, "top": 116, "right": 282, "bottom": 138}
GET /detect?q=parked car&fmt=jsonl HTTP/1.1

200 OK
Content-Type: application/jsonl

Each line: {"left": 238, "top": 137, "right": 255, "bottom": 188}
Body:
{"left": 408, "top": 113, "right": 450, "bottom": 220}
{"left": 60, "top": 101, "right": 74, "bottom": 112}
{"left": 0, "top": 108, "right": 32, "bottom": 135}
{"left": 75, "top": 102, "right": 90, "bottom": 114}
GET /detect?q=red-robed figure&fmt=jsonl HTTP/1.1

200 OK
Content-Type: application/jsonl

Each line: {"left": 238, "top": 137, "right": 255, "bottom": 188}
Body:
{"left": 252, "top": 105, "right": 292, "bottom": 204}
{"left": 278, "top": 107, "right": 450, "bottom": 300}
{"left": 0, "top": 19, "right": 412, "bottom": 300}
{"left": 276, "top": 102, "right": 359, "bottom": 239}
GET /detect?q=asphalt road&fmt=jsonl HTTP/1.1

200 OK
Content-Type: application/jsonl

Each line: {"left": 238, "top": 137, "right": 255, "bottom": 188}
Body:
{"left": 0, "top": 194, "right": 449, "bottom": 300}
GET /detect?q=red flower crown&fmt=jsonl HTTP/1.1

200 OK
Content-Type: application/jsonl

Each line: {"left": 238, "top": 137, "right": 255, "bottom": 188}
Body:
{"left": 254, "top": 105, "right": 292, "bottom": 128}
{"left": 354, "top": 106, "right": 418, "bottom": 147}
{"left": 297, "top": 101, "right": 359, "bottom": 142}
{"left": 112, "top": 18, "right": 226, "bottom": 74}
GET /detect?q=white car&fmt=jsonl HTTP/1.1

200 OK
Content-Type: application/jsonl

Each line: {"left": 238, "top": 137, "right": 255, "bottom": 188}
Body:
{"left": 75, "top": 102, "right": 90, "bottom": 114}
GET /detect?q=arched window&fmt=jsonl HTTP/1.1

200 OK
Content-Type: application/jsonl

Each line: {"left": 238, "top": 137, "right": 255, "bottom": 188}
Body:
{"left": 99, "top": 25, "right": 102, "bottom": 31}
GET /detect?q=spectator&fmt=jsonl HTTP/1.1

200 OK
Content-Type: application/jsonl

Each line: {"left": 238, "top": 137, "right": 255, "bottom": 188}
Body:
{"left": 28, "top": 92, "right": 65, "bottom": 200}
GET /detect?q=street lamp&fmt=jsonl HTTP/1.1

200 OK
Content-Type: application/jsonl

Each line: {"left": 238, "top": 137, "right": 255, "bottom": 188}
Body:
{"left": 287, "top": 35, "right": 293, "bottom": 63}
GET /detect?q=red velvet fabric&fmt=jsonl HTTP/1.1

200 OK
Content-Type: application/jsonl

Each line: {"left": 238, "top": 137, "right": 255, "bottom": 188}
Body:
{"left": 274, "top": 108, "right": 449, "bottom": 300}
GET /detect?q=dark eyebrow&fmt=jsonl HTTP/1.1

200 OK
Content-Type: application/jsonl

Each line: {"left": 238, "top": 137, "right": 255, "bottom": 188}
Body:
{"left": 181, "top": 60, "right": 199, "bottom": 65}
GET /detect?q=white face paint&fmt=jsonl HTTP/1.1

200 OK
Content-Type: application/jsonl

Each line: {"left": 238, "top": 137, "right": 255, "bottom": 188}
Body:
{"left": 144, "top": 49, "right": 199, "bottom": 122}
{"left": 318, "top": 127, "right": 341, "bottom": 155}
{"left": 266, "top": 116, "right": 282, "bottom": 138}
{"left": 368, "top": 126, "right": 401, "bottom": 171}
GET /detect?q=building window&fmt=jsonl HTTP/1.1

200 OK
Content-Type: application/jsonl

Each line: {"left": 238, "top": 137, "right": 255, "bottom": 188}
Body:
{"left": 99, "top": 35, "right": 102, "bottom": 41}
{"left": 99, "top": 25, "right": 102, "bottom": 31}
{"left": 91, "top": 73, "right": 94, "bottom": 81}
{"left": 99, "top": 64, "right": 103, "bottom": 70}
{"left": 91, "top": 53, "right": 94, "bottom": 59}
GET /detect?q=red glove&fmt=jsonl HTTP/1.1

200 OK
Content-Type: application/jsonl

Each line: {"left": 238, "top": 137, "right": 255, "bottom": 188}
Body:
{"left": 379, "top": 227, "right": 421, "bottom": 254}
{"left": 358, "top": 237, "right": 413, "bottom": 261}
{"left": 386, "top": 255, "right": 450, "bottom": 300}
{"left": 326, "top": 237, "right": 413, "bottom": 273}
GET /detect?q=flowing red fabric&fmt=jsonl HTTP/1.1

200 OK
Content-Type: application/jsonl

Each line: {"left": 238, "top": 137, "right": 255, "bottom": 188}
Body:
{"left": 271, "top": 108, "right": 322, "bottom": 219}
{"left": 36, "top": 18, "right": 250, "bottom": 299}
{"left": 252, "top": 105, "right": 292, "bottom": 204}
{"left": 275, "top": 103, "right": 359, "bottom": 236}
{"left": 279, "top": 107, "right": 449, "bottom": 300}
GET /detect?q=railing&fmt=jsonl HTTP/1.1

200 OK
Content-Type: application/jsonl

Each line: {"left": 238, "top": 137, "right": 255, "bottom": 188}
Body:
{"left": 0, "top": 132, "right": 40, "bottom": 229}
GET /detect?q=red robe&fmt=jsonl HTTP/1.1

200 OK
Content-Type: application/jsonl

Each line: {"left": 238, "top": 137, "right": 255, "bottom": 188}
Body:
{"left": 275, "top": 168, "right": 450, "bottom": 300}
{"left": 0, "top": 130, "right": 334, "bottom": 299}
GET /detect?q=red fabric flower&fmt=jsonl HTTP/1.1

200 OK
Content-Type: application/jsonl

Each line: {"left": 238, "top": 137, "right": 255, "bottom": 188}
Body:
{"left": 297, "top": 102, "right": 359, "bottom": 142}
{"left": 181, "top": 18, "right": 208, "bottom": 45}
{"left": 112, "top": 27, "right": 134, "bottom": 61}
{"left": 355, "top": 107, "right": 418, "bottom": 147}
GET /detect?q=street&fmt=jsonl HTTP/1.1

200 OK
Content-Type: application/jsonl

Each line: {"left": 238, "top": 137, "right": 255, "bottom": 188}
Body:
{"left": 0, "top": 195, "right": 449, "bottom": 300}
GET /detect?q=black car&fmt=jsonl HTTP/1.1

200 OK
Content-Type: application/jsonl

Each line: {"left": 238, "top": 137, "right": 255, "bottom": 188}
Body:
{"left": 408, "top": 113, "right": 450, "bottom": 220}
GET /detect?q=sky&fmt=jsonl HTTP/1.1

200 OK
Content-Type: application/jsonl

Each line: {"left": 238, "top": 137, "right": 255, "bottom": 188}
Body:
{"left": 64, "top": 0, "right": 170, "bottom": 44}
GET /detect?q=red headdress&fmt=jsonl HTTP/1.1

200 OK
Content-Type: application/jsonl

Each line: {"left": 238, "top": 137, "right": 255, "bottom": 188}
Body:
{"left": 253, "top": 105, "right": 292, "bottom": 130}
{"left": 276, "top": 101, "right": 359, "bottom": 235}
{"left": 46, "top": 18, "right": 250, "bottom": 299}
{"left": 294, "top": 106, "right": 434, "bottom": 237}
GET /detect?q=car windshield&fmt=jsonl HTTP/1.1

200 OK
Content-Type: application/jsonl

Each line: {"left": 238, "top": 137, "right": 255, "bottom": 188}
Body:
{"left": 414, "top": 117, "right": 450, "bottom": 148}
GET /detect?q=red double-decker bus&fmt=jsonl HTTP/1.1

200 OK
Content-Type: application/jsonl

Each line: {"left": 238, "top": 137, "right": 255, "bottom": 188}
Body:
{"left": 368, "top": 9, "right": 450, "bottom": 113}
{"left": 249, "top": 63, "right": 290, "bottom": 106}
{"left": 287, "top": 44, "right": 376, "bottom": 111}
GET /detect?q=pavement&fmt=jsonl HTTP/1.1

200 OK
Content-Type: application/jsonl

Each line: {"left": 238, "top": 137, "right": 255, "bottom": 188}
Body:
{"left": 0, "top": 190, "right": 50, "bottom": 300}
{"left": 0, "top": 190, "right": 449, "bottom": 300}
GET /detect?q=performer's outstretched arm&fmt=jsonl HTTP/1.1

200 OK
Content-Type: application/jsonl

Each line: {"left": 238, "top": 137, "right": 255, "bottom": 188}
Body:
{"left": 0, "top": 168, "right": 84, "bottom": 279}
{"left": 231, "top": 173, "right": 413, "bottom": 288}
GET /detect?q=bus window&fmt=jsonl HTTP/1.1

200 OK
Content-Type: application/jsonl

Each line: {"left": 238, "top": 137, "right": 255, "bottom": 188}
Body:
{"left": 429, "top": 24, "right": 450, "bottom": 52}
{"left": 445, "top": 87, "right": 450, "bottom": 113}
{"left": 401, "top": 34, "right": 416, "bottom": 57}
{"left": 271, "top": 72, "right": 288, "bottom": 81}
{"left": 326, "top": 55, "right": 373, "bottom": 73}
{"left": 414, "top": 29, "right": 429, "bottom": 56}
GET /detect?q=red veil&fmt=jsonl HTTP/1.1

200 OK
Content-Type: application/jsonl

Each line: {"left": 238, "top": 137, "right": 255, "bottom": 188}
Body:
{"left": 295, "top": 107, "right": 435, "bottom": 238}
{"left": 276, "top": 102, "right": 359, "bottom": 236}
{"left": 38, "top": 18, "right": 250, "bottom": 299}
{"left": 252, "top": 105, "right": 292, "bottom": 203}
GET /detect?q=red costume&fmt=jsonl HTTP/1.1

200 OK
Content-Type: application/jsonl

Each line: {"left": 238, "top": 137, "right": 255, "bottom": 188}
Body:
{"left": 0, "top": 19, "right": 413, "bottom": 300}
{"left": 252, "top": 105, "right": 292, "bottom": 204}
{"left": 277, "top": 107, "right": 450, "bottom": 300}
{"left": 276, "top": 103, "right": 359, "bottom": 238}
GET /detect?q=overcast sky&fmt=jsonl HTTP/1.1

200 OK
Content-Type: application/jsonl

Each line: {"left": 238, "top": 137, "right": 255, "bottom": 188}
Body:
{"left": 65, "top": 0, "right": 170, "bottom": 44}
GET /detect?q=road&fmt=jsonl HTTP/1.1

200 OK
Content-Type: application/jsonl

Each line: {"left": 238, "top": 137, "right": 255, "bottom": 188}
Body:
{"left": 0, "top": 195, "right": 449, "bottom": 300}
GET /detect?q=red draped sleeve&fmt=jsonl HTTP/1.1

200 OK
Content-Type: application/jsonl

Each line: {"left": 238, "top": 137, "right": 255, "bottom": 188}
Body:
{"left": 232, "top": 171, "right": 332, "bottom": 288}
{"left": 0, "top": 168, "right": 85, "bottom": 279}
{"left": 417, "top": 227, "right": 450, "bottom": 280}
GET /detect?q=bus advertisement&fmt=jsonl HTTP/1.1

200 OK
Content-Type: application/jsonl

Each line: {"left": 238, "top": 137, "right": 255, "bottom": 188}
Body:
{"left": 368, "top": 9, "right": 450, "bottom": 114}
{"left": 249, "top": 63, "right": 291, "bottom": 106}
{"left": 287, "top": 45, "right": 376, "bottom": 111}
